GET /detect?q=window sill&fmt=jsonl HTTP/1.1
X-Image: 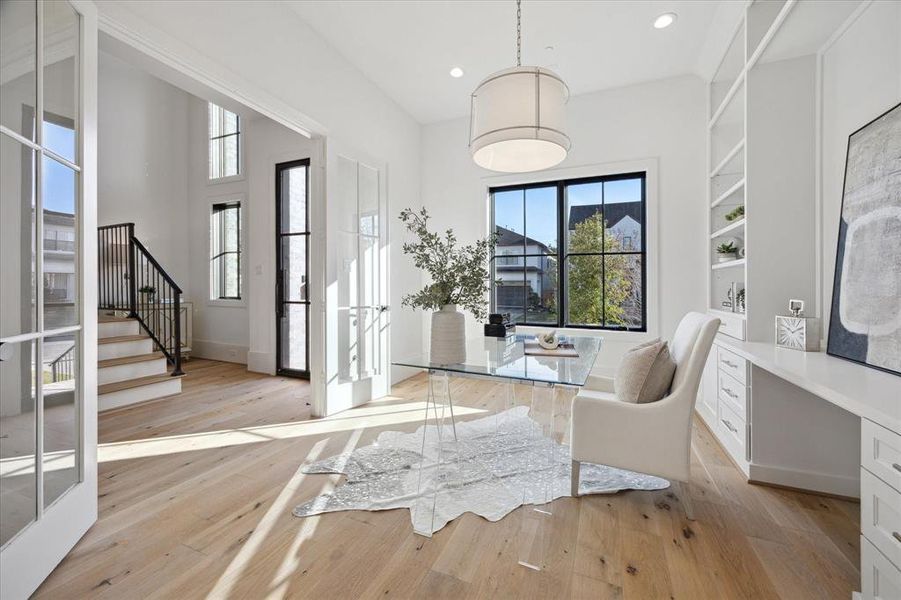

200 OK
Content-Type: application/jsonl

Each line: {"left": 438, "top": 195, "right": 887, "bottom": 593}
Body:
{"left": 207, "top": 173, "right": 246, "bottom": 186}
{"left": 207, "top": 299, "right": 246, "bottom": 308}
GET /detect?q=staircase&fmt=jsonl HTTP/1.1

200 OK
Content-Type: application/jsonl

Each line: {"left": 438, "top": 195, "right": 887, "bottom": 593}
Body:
{"left": 98, "top": 224, "right": 185, "bottom": 411}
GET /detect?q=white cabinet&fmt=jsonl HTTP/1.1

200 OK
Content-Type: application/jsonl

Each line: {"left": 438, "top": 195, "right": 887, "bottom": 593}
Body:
{"left": 698, "top": 339, "right": 750, "bottom": 473}
{"left": 862, "top": 418, "right": 901, "bottom": 597}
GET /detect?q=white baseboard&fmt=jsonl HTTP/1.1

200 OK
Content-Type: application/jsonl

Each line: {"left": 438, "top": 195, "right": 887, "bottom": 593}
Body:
{"left": 191, "top": 339, "right": 248, "bottom": 364}
{"left": 748, "top": 462, "right": 860, "bottom": 499}
{"left": 247, "top": 351, "right": 275, "bottom": 375}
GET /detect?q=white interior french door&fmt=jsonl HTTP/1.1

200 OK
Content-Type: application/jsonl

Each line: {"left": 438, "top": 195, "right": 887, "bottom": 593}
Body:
{"left": 316, "top": 139, "right": 389, "bottom": 416}
{"left": 0, "top": 1, "right": 98, "bottom": 597}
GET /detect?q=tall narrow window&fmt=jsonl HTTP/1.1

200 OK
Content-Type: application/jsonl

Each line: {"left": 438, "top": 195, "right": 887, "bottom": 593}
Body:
{"left": 208, "top": 102, "right": 240, "bottom": 180}
{"left": 210, "top": 201, "right": 241, "bottom": 300}
{"left": 490, "top": 173, "right": 646, "bottom": 331}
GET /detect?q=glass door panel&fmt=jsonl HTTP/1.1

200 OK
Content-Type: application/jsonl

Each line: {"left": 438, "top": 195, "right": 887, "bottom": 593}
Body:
{"left": 276, "top": 160, "right": 310, "bottom": 377}
{"left": 0, "top": 340, "right": 37, "bottom": 546}
{"left": 0, "top": 134, "right": 37, "bottom": 338}
{"left": 42, "top": 332, "right": 78, "bottom": 508}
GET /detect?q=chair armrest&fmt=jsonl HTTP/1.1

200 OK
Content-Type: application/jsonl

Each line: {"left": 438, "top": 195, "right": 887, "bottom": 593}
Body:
{"left": 582, "top": 374, "right": 615, "bottom": 393}
{"left": 570, "top": 391, "right": 694, "bottom": 482}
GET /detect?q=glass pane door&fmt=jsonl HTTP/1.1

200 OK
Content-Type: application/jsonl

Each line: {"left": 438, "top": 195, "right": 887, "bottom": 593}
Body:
{"left": 276, "top": 160, "right": 310, "bottom": 377}
{"left": 1, "top": 0, "right": 83, "bottom": 551}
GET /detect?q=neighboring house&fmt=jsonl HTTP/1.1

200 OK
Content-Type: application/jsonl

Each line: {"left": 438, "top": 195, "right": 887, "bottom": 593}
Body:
{"left": 567, "top": 201, "right": 642, "bottom": 250}
{"left": 40, "top": 209, "right": 77, "bottom": 330}
{"left": 493, "top": 226, "right": 554, "bottom": 317}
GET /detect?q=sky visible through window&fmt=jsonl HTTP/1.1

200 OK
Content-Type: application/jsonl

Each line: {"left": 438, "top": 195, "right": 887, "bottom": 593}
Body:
{"left": 43, "top": 121, "right": 76, "bottom": 213}
{"left": 494, "top": 178, "right": 641, "bottom": 249}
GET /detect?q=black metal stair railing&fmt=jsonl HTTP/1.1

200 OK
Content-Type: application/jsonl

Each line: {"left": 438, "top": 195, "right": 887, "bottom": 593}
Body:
{"left": 98, "top": 223, "right": 183, "bottom": 376}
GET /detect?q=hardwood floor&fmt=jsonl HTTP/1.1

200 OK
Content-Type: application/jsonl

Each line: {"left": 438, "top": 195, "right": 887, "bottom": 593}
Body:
{"left": 35, "top": 359, "right": 860, "bottom": 599}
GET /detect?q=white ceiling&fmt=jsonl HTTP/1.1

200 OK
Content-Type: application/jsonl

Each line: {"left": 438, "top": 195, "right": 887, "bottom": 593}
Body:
{"left": 286, "top": 1, "right": 722, "bottom": 124}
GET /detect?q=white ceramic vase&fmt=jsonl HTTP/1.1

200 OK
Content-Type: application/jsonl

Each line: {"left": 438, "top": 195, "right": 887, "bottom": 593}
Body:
{"left": 430, "top": 304, "right": 466, "bottom": 364}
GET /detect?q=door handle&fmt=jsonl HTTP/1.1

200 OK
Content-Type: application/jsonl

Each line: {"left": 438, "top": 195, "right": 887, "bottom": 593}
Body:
{"left": 892, "top": 463, "right": 901, "bottom": 473}
{"left": 893, "top": 531, "right": 901, "bottom": 544}
{"left": 722, "top": 419, "right": 738, "bottom": 434}
{"left": 721, "top": 387, "right": 738, "bottom": 399}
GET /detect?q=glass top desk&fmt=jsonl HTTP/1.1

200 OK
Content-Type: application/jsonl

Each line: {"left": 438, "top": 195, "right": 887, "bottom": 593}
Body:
{"left": 393, "top": 334, "right": 602, "bottom": 387}
{"left": 393, "top": 334, "right": 602, "bottom": 542}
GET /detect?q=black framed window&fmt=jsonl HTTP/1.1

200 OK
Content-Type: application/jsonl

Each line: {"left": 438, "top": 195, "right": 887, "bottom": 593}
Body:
{"left": 210, "top": 201, "right": 241, "bottom": 300}
{"left": 490, "top": 172, "right": 646, "bottom": 331}
{"left": 208, "top": 102, "right": 240, "bottom": 179}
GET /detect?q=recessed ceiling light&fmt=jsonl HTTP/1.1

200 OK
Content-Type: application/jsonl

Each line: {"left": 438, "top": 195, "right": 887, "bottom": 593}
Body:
{"left": 449, "top": 67, "right": 464, "bottom": 78}
{"left": 654, "top": 12, "right": 677, "bottom": 29}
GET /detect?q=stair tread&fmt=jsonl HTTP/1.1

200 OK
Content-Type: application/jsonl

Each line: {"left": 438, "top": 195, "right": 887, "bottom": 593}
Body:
{"left": 98, "top": 315, "right": 137, "bottom": 323}
{"left": 98, "top": 372, "right": 184, "bottom": 395}
{"left": 98, "top": 334, "right": 150, "bottom": 345}
{"left": 98, "top": 352, "right": 166, "bottom": 368}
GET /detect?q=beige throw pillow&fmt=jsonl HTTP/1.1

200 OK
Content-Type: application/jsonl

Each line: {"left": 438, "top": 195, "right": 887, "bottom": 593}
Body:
{"left": 614, "top": 339, "right": 677, "bottom": 404}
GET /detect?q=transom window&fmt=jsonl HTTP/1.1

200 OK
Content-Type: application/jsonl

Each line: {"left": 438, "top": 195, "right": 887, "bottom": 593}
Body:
{"left": 208, "top": 102, "right": 240, "bottom": 180}
{"left": 490, "top": 173, "right": 646, "bottom": 331}
{"left": 210, "top": 201, "right": 242, "bottom": 300}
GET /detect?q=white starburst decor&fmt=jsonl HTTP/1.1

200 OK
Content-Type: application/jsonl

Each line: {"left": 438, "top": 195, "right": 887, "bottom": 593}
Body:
{"left": 293, "top": 407, "right": 668, "bottom": 535}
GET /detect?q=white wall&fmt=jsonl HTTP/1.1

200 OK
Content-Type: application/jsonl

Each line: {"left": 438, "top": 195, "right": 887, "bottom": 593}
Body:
{"left": 419, "top": 75, "right": 707, "bottom": 353}
{"left": 98, "top": 51, "right": 191, "bottom": 285}
{"left": 97, "top": 0, "right": 423, "bottom": 384}
{"left": 820, "top": 1, "right": 901, "bottom": 341}
{"left": 186, "top": 96, "right": 250, "bottom": 364}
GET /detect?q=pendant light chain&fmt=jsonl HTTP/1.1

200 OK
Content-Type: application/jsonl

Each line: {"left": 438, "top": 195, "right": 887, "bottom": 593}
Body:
{"left": 516, "top": 0, "right": 522, "bottom": 67}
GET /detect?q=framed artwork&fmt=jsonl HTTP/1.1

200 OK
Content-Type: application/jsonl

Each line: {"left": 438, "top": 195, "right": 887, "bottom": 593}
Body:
{"left": 827, "top": 102, "right": 901, "bottom": 377}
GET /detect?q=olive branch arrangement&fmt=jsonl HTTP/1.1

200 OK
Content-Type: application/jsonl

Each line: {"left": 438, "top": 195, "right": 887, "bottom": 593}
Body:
{"left": 399, "top": 207, "right": 499, "bottom": 321}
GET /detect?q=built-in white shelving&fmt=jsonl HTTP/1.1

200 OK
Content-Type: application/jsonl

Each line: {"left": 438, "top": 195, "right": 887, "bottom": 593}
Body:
{"left": 710, "top": 219, "right": 746, "bottom": 239}
{"left": 711, "top": 258, "right": 746, "bottom": 271}
{"left": 711, "top": 178, "right": 745, "bottom": 208}
{"left": 709, "top": 139, "right": 745, "bottom": 178}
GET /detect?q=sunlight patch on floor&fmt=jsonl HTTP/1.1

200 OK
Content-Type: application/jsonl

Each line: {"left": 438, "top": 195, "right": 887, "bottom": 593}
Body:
{"left": 98, "top": 401, "right": 486, "bottom": 463}
{"left": 204, "top": 438, "right": 330, "bottom": 599}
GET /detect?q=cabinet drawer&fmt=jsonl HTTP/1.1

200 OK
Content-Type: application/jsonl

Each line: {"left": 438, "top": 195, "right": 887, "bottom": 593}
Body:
{"left": 862, "top": 468, "right": 901, "bottom": 570}
{"left": 862, "top": 536, "right": 901, "bottom": 600}
{"left": 863, "top": 419, "right": 901, "bottom": 494}
{"left": 718, "top": 371, "right": 746, "bottom": 420}
{"left": 718, "top": 401, "right": 746, "bottom": 451}
{"left": 717, "top": 313, "right": 746, "bottom": 340}
{"left": 717, "top": 346, "right": 747, "bottom": 384}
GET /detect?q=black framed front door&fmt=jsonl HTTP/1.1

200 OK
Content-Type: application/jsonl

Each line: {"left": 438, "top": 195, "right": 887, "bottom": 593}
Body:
{"left": 275, "top": 159, "right": 311, "bottom": 378}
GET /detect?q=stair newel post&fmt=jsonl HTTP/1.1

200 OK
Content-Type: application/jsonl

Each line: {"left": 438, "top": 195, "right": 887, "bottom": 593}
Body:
{"left": 172, "top": 288, "right": 184, "bottom": 376}
{"left": 127, "top": 223, "right": 137, "bottom": 318}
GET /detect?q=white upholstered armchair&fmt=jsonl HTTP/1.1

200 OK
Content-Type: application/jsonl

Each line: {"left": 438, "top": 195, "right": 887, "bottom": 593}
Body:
{"left": 569, "top": 312, "right": 720, "bottom": 519}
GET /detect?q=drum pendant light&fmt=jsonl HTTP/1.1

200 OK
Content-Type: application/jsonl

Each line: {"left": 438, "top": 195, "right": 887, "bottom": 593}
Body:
{"left": 469, "top": 0, "right": 571, "bottom": 172}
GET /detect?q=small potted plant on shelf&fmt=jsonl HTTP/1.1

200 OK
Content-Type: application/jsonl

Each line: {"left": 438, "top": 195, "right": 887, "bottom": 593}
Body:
{"left": 139, "top": 285, "right": 156, "bottom": 302}
{"left": 724, "top": 205, "right": 745, "bottom": 222}
{"left": 716, "top": 241, "right": 739, "bottom": 263}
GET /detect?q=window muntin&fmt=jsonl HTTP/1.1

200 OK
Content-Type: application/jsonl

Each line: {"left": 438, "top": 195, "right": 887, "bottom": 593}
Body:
{"left": 208, "top": 103, "right": 240, "bottom": 180}
{"left": 490, "top": 173, "right": 646, "bottom": 331}
{"left": 210, "top": 201, "right": 241, "bottom": 300}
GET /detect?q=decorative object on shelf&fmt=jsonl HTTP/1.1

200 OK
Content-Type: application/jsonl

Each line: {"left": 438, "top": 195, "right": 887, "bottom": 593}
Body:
{"left": 715, "top": 241, "right": 738, "bottom": 263}
{"left": 827, "top": 102, "right": 901, "bottom": 376}
{"left": 738, "top": 247, "right": 746, "bottom": 258}
{"left": 776, "top": 299, "right": 820, "bottom": 352}
{"left": 536, "top": 330, "right": 560, "bottom": 350}
{"left": 723, "top": 282, "right": 744, "bottom": 313}
{"left": 724, "top": 205, "right": 745, "bottom": 222}
{"left": 484, "top": 313, "right": 515, "bottom": 338}
{"left": 468, "top": 0, "right": 570, "bottom": 173}
{"left": 399, "top": 207, "right": 498, "bottom": 365}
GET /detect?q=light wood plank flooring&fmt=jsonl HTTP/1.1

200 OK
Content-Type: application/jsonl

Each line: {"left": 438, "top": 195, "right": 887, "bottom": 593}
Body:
{"left": 35, "top": 359, "right": 860, "bottom": 599}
